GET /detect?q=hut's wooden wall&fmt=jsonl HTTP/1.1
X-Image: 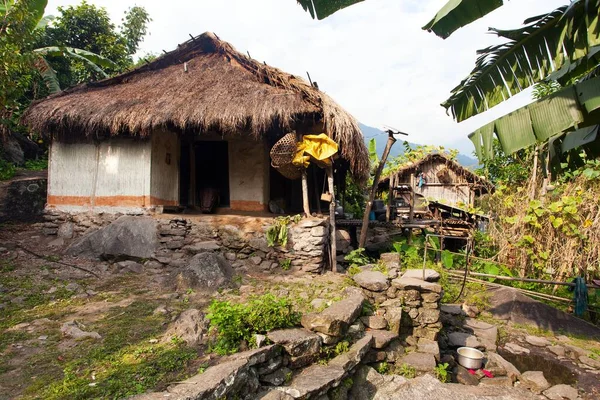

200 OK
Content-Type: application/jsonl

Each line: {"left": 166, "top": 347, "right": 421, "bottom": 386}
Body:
{"left": 395, "top": 159, "right": 474, "bottom": 206}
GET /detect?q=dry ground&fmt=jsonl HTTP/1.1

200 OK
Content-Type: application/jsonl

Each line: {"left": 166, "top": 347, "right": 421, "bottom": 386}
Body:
{"left": 0, "top": 222, "right": 352, "bottom": 399}
{"left": 1, "top": 222, "right": 599, "bottom": 399}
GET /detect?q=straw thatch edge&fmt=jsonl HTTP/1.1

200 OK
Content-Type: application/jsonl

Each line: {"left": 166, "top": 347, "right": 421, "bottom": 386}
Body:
{"left": 23, "top": 32, "right": 369, "bottom": 182}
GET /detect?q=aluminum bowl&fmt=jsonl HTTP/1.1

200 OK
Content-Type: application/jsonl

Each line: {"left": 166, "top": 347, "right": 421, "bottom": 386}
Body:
{"left": 457, "top": 347, "right": 484, "bottom": 370}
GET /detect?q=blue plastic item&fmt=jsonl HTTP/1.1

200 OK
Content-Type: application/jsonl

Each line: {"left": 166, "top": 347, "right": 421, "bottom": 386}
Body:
{"left": 369, "top": 211, "right": 376, "bottom": 221}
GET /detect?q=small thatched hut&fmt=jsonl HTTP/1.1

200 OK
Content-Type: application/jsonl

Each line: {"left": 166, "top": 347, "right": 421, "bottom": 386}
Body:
{"left": 23, "top": 32, "right": 368, "bottom": 213}
{"left": 382, "top": 153, "right": 490, "bottom": 208}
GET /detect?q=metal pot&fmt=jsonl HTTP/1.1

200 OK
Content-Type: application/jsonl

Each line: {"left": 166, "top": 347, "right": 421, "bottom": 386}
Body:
{"left": 457, "top": 347, "right": 484, "bottom": 370}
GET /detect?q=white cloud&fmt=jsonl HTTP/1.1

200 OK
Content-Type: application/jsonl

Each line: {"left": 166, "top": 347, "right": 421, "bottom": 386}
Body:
{"left": 46, "top": 0, "right": 568, "bottom": 154}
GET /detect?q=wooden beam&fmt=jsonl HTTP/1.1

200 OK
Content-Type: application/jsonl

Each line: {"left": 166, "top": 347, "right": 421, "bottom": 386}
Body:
{"left": 358, "top": 131, "right": 397, "bottom": 249}
{"left": 326, "top": 166, "right": 337, "bottom": 272}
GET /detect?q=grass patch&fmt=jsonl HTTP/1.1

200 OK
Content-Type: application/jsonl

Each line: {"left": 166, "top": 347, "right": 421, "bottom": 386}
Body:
{"left": 23, "top": 300, "right": 198, "bottom": 399}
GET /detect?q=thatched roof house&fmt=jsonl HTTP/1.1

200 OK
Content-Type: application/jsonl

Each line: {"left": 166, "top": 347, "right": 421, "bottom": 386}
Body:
{"left": 381, "top": 153, "right": 491, "bottom": 208}
{"left": 24, "top": 32, "right": 369, "bottom": 213}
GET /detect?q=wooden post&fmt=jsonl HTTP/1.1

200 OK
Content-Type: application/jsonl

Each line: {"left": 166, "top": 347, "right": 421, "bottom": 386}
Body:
{"left": 530, "top": 145, "right": 539, "bottom": 200}
{"left": 312, "top": 166, "right": 322, "bottom": 214}
{"left": 409, "top": 173, "right": 415, "bottom": 223}
{"left": 326, "top": 166, "right": 337, "bottom": 272}
{"left": 408, "top": 173, "right": 415, "bottom": 244}
{"left": 301, "top": 169, "right": 311, "bottom": 217}
{"left": 358, "top": 131, "right": 397, "bottom": 249}
{"left": 386, "top": 174, "right": 394, "bottom": 222}
{"left": 189, "top": 143, "right": 196, "bottom": 206}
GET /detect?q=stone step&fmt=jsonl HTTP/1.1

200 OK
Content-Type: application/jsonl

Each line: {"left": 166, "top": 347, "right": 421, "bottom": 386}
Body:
{"left": 275, "top": 364, "right": 346, "bottom": 399}
{"left": 300, "top": 292, "right": 364, "bottom": 337}
{"left": 392, "top": 276, "right": 442, "bottom": 293}
{"left": 401, "top": 269, "right": 441, "bottom": 282}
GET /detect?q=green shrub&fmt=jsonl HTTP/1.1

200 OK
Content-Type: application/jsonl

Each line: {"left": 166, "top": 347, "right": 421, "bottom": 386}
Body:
{"left": 280, "top": 259, "right": 292, "bottom": 271}
{"left": 376, "top": 362, "right": 389, "bottom": 374}
{"left": 434, "top": 362, "right": 450, "bottom": 382}
{"left": 344, "top": 248, "right": 372, "bottom": 268}
{"left": 0, "top": 158, "right": 16, "bottom": 181}
{"left": 347, "top": 265, "right": 361, "bottom": 276}
{"left": 24, "top": 157, "right": 48, "bottom": 170}
{"left": 397, "top": 363, "right": 416, "bottom": 378}
{"left": 207, "top": 294, "right": 300, "bottom": 355}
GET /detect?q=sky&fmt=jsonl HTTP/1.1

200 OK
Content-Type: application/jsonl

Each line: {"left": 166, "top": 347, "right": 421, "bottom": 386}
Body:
{"left": 46, "top": 0, "right": 568, "bottom": 155}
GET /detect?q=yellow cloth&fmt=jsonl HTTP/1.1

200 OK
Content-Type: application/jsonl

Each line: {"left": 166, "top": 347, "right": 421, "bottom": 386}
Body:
{"left": 292, "top": 134, "right": 339, "bottom": 168}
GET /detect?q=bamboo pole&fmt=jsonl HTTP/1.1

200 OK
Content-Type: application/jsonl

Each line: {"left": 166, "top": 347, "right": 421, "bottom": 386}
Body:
{"left": 447, "top": 273, "right": 573, "bottom": 303}
{"left": 301, "top": 169, "right": 310, "bottom": 217}
{"left": 326, "top": 166, "right": 337, "bottom": 272}
{"left": 359, "top": 131, "right": 397, "bottom": 249}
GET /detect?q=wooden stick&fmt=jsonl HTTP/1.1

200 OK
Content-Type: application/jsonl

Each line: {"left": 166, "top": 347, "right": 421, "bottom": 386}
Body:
{"left": 326, "top": 166, "right": 337, "bottom": 272}
{"left": 530, "top": 145, "right": 538, "bottom": 200}
{"left": 447, "top": 274, "right": 573, "bottom": 303}
{"left": 312, "top": 166, "right": 322, "bottom": 214}
{"left": 359, "top": 131, "right": 397, "bottom": 248}
{"left": 301, "top": 169, "right": 310, "bottom": 217}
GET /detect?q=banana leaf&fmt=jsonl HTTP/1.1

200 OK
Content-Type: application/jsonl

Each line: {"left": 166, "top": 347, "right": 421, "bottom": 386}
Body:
{"left": 297, "top": 0, "right": 363, "bottom": 20}
{"left": 422, "top": 0, "right": 503, "bottom": 39}
{"left": 444, "top": 1, "right": 600, "bottom": 122}
{"left": 33, "top": 56, "right": 61, "bottom": 94}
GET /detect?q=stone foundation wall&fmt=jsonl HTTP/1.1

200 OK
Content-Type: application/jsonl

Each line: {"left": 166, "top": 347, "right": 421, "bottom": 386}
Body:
{"left": 41, "top": 211, "right": 330, "bottom": 273}
{"left": 0, "top": 176, "right": 47, "bottom": 223}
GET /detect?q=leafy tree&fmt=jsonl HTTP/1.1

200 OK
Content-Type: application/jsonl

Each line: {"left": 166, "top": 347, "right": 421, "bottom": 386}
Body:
{"left": 476, "top": 139, "right": 532, "bottom": 186}
{"left": 0, "top": 0, "right": 42, "bottom": 131}
{"left": 34, "top": 1, "right": 151, "bottom": 89}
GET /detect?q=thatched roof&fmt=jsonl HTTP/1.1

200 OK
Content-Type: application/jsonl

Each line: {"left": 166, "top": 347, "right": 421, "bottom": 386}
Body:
{"left": 382, "top": 153, "right": 491, "bottom": 188}
{"left": 23, "top": 32, "right": 369, "bottom": 181}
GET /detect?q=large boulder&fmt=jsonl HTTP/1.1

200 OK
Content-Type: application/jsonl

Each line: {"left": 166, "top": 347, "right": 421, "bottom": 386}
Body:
{"left": 353, "top": 271, "right": 390, "bottom": 292}
{"left": 301, "top": 292, "right": 364, "bottom": 336}
{"left": 168, "top": 253, "right": 233, "bottom": 291}
{"left": 66, "top": 216, "right": 158, "bottom": 260}
{"left": 161, "top": 309, "right": 207, "bottom": 346}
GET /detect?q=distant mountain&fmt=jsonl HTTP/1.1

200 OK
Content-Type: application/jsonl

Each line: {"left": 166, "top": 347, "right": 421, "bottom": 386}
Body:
{"left": 359, "top": 123, "right": 479, "bottom": 169}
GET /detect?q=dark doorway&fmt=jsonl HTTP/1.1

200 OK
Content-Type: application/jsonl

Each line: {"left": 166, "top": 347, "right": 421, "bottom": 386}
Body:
{"left": 196, "top": 141, "right": 229, "bottom": 207}
{"left": 180, "top": 140, "right": 230, "bottom": 208}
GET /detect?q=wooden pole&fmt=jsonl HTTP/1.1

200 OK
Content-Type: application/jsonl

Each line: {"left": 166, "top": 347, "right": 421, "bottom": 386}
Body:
{"left": 407, "top": 173, "right": 415, "bottom": 244}
{"left": 301, "top": 169, "right": 311, "bottom": 217}
{"left": 386, "top": 174, "right": 394, "bottom": 222}
{"left": 312, "top": 166, "right": 322, "bottom": 214}
{"left": 326, "top": 166, "right": 337, "bottom": 272}
{"left": 189, "top": 143, "right": 196, "bottom": 206}
{"left": 358, "top": 131, "right": 397, "bottom": 249}
{"left": 530, "top": 145, "right": 539, "bottom": 200}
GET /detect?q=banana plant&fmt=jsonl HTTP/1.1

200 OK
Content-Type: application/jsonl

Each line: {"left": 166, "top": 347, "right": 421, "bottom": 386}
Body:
{"left": 2, "top": 0, "right": 118, "bottom": 95}
{"left": 423, "top": 0, "right": 504, "bottom": 39}
{"left": 296, "top": 0, "right": 363, "bottom": 20}
{"left": 33, "top": 47, "right": 117, "bottom": 94}
{"left": 0, "top": 0, "right": 48, "bottom": 28}
{"left": 444, "top": 0, "right": 600, "bottom": 122}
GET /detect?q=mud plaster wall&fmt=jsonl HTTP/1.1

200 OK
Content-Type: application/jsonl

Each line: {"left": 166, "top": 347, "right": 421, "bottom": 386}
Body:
{"left": 151, "top": 130, "right": 179, "bottom": 205}
{"left": 228, "top": 138, "right": 269, "bottom": 211}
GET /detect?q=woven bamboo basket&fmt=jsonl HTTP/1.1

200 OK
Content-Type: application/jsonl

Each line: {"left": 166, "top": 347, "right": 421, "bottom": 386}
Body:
{"left": 270, "top": 133, "right": 303, "bottom": 180}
